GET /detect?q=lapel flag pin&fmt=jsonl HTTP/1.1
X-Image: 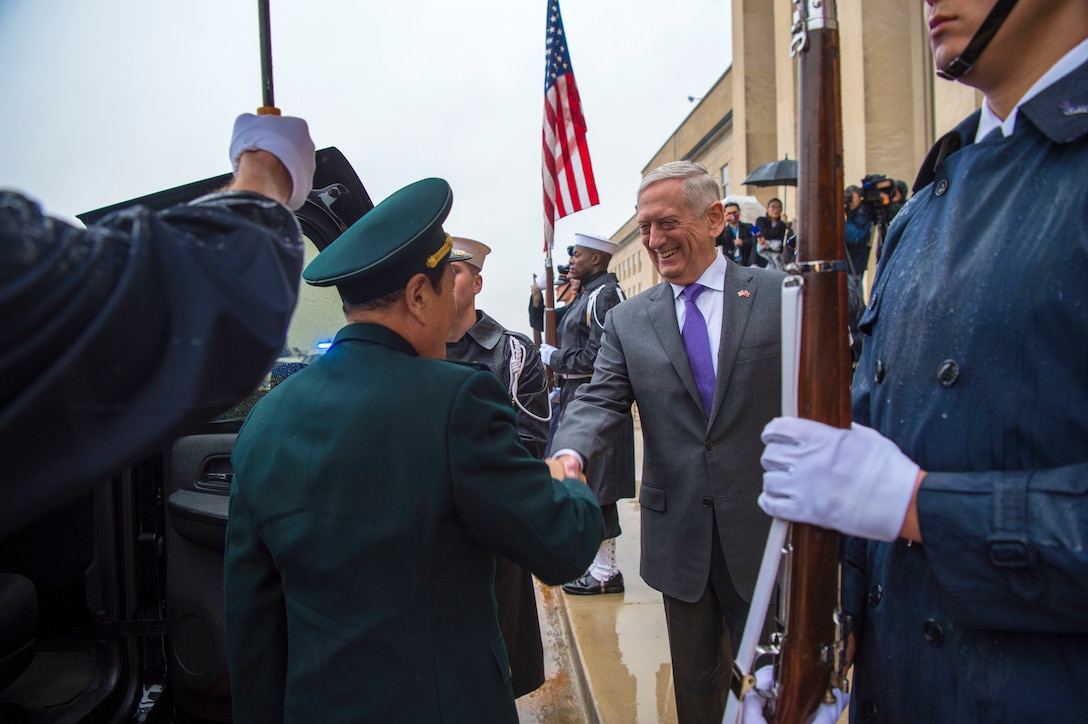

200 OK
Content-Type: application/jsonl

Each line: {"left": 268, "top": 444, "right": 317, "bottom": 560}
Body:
{"left": 738, "top": 290, "right": 751, "bottom": 297}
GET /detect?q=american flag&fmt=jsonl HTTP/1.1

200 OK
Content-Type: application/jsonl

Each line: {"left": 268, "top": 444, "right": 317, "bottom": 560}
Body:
{"left": 542, "top": 0, "right": 598, "bottom": 251}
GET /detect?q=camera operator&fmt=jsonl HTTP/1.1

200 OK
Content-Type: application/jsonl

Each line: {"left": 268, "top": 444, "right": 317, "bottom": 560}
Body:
{"left": 844, "top": 185, "right": 873, "bottom": 362}
{"left": 859, "top": 174, "right": 900, "bottom": 261}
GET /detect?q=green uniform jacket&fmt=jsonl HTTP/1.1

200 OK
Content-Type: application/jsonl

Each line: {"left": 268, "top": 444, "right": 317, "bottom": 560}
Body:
{"left": 225, "top": 323, "right": 603, "bottom": 723}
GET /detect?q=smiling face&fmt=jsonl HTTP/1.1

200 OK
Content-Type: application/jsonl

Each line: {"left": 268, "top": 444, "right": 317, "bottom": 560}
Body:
{"left": 637, "top": 178, "right": 723, "bottom": 287}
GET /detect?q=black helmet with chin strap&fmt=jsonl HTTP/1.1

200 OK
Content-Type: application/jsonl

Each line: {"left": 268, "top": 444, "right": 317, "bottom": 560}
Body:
{"left": 936, "top": 0, "right": 1019, "bottom": 80}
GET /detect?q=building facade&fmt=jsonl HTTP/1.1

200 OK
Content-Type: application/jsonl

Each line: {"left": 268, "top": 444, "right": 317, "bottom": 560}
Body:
{"left": 607, "top": 0, "right": 983, "bottom": 298}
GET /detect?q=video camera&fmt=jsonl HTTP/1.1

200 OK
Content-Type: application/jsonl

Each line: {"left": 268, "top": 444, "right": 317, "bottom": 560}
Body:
{"left": 557, "top": 264, "right": 570, "bottom": 276}
{"left": 859, "top": 174, "right": 895, "bottom": 217}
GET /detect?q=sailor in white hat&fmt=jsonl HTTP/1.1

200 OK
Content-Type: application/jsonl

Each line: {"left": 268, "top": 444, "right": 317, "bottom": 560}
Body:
{"left": 543, "top": 233, "right": 636, "bottom": 596}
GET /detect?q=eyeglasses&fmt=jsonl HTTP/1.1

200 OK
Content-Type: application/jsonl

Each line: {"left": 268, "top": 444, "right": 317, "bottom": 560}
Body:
{"left": 725, "top": 210, "right": 740, "bottom": 217}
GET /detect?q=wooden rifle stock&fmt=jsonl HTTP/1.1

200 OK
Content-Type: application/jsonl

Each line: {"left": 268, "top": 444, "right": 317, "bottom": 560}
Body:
{"left": 771, "top": 1, "right": 850, "bottom": 722}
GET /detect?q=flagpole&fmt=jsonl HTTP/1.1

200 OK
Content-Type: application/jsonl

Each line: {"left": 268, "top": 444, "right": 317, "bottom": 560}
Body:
{"left": 541, "top": 0, "right": 598, "bottom": 390}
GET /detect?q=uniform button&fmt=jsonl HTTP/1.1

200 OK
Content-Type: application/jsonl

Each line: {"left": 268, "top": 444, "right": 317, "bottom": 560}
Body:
{"left": 937, "top": 359, "right": 960, "bottom": 387}
{"left": 860, "top": 698, "right": 878, "bottom": 722}
{"left": 867, "top": 584, "right": 883, "bottom": 607}
{"left": 935, "top": 178, "right": 949, "bottom": 196}
{"left": 702, "top": 497, "right": 713, "bottom": 508}
{"left": 923, "top": 619, "right": 945, "bottom": 647}
{"left": 874, "top": 359, "right": 886, "bottom": 384}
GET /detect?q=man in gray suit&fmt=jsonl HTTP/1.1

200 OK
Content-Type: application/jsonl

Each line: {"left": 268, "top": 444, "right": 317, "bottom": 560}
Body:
{"left": 551, "top": 161, "right": 783, "bottom": 723}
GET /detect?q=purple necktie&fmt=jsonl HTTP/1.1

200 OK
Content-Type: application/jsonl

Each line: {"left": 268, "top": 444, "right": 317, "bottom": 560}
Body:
{"left": 681, "top": 284, "right": 715, "bottom": 418}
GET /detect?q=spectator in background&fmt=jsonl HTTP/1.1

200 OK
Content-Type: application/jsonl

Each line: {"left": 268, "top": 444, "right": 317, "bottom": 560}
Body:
{"left": 755, "top": 198, "right": 791, "bottom": 244}
{"left": 844, "top": 185, "right": 873, "bottom": 280}
{"left": 892, "top": 179, "right": 909, "bottom": 211}
{"left": 844, "top": 184, "right": 874, "bottom": 359}
{"left": 715, "top": 201, "right": 756, "bottom": 265}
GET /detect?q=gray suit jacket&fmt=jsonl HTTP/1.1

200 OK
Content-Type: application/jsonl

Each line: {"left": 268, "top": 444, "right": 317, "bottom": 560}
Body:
{"left": 551, "top": 260, "right": 783, "bottom": 602}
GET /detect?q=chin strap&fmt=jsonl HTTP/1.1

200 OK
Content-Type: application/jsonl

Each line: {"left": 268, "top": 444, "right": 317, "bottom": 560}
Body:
{"left": 937, "top": 0, "right": 1019, "bottom": 80}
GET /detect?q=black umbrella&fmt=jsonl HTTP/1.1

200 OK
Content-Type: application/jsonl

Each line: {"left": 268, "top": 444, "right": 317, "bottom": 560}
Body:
{"left": 742, "top": 157, "right": 798, "bottom": 187}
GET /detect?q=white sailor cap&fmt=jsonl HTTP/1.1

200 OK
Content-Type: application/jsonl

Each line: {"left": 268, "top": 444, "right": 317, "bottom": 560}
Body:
{"left": 571, "top": 232, "right": 618, "bottom": 255}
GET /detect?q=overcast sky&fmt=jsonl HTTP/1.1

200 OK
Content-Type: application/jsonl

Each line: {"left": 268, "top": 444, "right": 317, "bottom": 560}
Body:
{"left": 0, "top": 0, "right": 733, "bottom": 334}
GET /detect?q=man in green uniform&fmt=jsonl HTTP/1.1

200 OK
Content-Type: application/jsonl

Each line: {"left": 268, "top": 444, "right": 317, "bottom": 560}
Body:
{"left": 223, "top": 177, "right": 603, "bottom": 723}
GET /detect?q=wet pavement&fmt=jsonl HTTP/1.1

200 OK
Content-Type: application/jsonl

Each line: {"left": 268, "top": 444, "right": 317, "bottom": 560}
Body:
{"left": 517, "top": 490, "right": 678, "bottom": 723}
{"left": 517, "top": 482, "right": 850, "bottom": 724}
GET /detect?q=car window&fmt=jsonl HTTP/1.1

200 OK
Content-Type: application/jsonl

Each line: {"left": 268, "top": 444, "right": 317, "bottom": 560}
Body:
{"left": 214, "top": 235, "right": 344, "bottom": 422}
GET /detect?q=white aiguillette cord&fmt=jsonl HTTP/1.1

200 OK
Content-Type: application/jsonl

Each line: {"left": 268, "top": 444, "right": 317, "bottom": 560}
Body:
{"left": 721, "top": 277, "right": 802, "bottom": 724}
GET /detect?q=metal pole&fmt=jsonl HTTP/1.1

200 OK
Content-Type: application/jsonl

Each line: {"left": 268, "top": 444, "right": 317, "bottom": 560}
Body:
{"left": 257, "top": 0, "right": 279, "bottom": 115}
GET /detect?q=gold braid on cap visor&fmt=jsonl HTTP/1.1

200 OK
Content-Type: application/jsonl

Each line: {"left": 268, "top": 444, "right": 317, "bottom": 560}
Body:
{"left": 426, "top": 234, "right": 454, "bottom": 268}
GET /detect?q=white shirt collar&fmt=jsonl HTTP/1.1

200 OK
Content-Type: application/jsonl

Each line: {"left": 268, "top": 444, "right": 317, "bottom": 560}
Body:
{"left": 976, "top": 38, "right": 1088, "bottom": 142}
{"left": 670, "top": 253, "right": 729, "bottom": 299}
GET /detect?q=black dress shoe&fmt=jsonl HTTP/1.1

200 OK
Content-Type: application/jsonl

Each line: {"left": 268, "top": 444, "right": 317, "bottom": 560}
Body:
{"left": 562, "top": 571, "right": 624, "bottom": 595}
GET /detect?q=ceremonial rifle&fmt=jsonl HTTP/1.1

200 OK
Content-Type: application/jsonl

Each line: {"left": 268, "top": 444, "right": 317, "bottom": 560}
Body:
{"left": 723, "top": 1, "right": 851, "bottom": 721}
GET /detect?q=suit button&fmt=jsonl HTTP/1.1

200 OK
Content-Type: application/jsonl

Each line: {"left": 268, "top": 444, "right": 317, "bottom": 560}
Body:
{"left": 923, "top": 619, "right": 945, "bottom": 647}
{"left": 874, "top": 359, "right": 886, "bottom": 384}
{"left": 937, "top": 359, "right": 960, "bottom": 387}
{"left": 702, "top": 497, "right": 712, "bottom": 508}
{"left": 867, "top": 584, "right": 883, "bottom": 607}
{"left": 860, "top": 698, "right": 878, "bottom": 722}
{"left": 705, "top": 439, "right": 714, "bottom": 450}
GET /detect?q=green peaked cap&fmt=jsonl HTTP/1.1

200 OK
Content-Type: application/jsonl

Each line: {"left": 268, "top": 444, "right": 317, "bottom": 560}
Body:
{"left": 303, "top": 177, "right": 464, "bottom": 303}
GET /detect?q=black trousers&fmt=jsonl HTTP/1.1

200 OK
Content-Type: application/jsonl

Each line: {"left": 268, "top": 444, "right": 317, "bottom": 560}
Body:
{"left": 662, "top": 524, "right": 750, "bottom": 724}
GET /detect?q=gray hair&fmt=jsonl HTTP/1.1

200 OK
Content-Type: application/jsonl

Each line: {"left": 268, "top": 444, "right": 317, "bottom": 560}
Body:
{"left": 637, "top": 161, "right": 721, "bottom": 217}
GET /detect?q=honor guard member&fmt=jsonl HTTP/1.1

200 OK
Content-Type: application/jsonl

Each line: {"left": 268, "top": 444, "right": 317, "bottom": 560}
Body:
{"left": 447, "top": 237, "right": 550, "bottom": 458}
{"left": 224, "top": 178, "right": 603, "bottom": 724}
{"left": 541, "top": 232, "right": 636, "bottom": 596}
{"left": 758, "top": 1, "right": 1088, "bottom": 721}
{"left": 444, "top": 236, "right": 550, "bottom": 697}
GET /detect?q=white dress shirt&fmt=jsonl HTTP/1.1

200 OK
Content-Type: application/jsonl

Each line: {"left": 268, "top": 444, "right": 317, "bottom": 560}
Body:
{"left": 669, "top": 253, "right": 729, "bottom": 376}
{"left": 976, "top": 37, "right": 1088, "bottom": 141}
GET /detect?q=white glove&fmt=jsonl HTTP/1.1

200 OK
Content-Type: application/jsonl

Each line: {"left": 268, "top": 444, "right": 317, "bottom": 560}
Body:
{"left": 230, "top": 113, "right": 317, "bottom": 210}
{"left": 539, "top": 343, "right": 558, "bottom": 366}
{"left": 759, "top": 417, "right": 920, "bottom": 542}
{"left": 741, "top": 665, "right": 848, "bottom": 724}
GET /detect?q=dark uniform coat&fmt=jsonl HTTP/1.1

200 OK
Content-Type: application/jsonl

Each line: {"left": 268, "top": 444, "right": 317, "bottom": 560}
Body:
{"left": 0, "top": 190, "right": 301, "bottom": 534}
{"left": 446, "top": 310, "right": 549, "bottom": 458}
{"left": 551, "top": 272, "right": 635, "bottom": 511}
{"left": 844, "top": 59, "right": 1088, "bottom": 723}
{"left": 445, "top": 309, "right": 550, "bottom": 697}
{"left": 225, "top": 323, "right": 602, "bottom": 723}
